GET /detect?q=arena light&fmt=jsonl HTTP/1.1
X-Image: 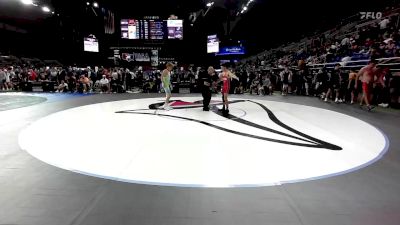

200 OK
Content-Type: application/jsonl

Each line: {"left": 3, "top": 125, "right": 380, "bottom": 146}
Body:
{"left": 93, "top": 2, "right": 99, "bottom": 8}
{"left": 240, "top": 0, "right": 255, "bottom": 15}
{"left": 86, "top": 2, "right": 90, "bottom": 6}
{"left": 20, "top": 0, "right": 34, "bottom": 5}
{"left": 42, "top": 6, "right": 50, "bottom": 13}
{"left": 206, "top": 2, "right": 214, "bottom": 7}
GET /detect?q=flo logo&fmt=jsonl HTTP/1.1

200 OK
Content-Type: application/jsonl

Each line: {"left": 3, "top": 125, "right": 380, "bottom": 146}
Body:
{"left": 360, "top": 12, "right": 383, "bottom": 20}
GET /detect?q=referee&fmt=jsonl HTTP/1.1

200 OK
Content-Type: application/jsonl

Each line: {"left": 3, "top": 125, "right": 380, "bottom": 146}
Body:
{"left": 199, "top": 66, "right": 216, "bottom": 111}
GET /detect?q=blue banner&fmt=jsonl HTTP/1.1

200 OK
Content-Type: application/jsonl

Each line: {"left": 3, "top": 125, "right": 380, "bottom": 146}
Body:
{"left": 216, "top": 46, "right": 245, "bottom": 56}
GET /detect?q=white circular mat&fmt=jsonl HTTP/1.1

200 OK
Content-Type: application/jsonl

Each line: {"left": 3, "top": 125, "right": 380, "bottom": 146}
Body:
{"left": 19, "top": 97, "right": 388, "bottom": 187}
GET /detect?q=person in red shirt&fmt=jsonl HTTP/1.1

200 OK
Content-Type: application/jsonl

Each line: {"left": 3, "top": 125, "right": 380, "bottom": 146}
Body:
{"left": 29, "top": 69, "right": 37, "bottom": 81}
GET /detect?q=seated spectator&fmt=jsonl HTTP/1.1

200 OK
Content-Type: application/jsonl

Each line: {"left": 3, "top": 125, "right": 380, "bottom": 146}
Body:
{"left": 385, "top": 39, "right": 396, "bottom": 57}
{"left": 260, "top": 75, "right": 273, "bottom": 95}
{"left": 234, "top": 82, "right": 244, "bottom": 94}
{"left": 39, "top": 73, "right": 47, "bottom": 81}
{"left": 49, "top": 67, "right": 58, "bottom": 82}
{"left": 99, "top": 75, "right": 110, "bottom": 93}
{"left": 249, "top": 78, "right": 260, "bottom": 95}
{"left": 56, "top": 80, "right": 68, "bottom": 93}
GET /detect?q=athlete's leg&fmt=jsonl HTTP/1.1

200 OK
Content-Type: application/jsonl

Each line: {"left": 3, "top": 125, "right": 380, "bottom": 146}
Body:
{"left": 224, "top": 93, "right": 229, "bottom": 110}
{"left": 163, "top": 88, "right": 172, "bottom": 110}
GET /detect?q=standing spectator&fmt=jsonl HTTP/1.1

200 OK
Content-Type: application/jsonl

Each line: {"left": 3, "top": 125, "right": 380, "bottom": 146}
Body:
{"left": 325, "top": 64, "right": 342, "bottom": 103}
{"left": 66, "top": 73, "right": 76, "bottom": 93}
{"left": 379, "top": 17, "right": 390, "bottom": 30}
{"left": 347, "top": 69, "right": 358, "bottom": 104}
{"left": 0, "top": 68, "right": 6, "bottom": 91}
{"left": 304, "top": 68, "right": 313, "bottom": 96}
{"left": 29, "top": 69, "right": 37, "bottom": 81}
{"left": 4, "top": 69, "right": 12, "bottom": 90}
{"left": 374, "top": 67, "right": 390, "bottom": 108}
{"left": 280, "top": 67, "right": 292, "bottom": 96}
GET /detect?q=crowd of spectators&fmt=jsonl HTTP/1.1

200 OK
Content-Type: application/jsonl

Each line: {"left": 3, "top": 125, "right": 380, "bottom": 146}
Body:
{"left": 1, "top": 60, "right": 398, "bottom": 109}
{"left": 0, "top": 64, "right": 198, "bottom": 94}
{"left": 233, "top": 14, "right": 400, "bottom": 109}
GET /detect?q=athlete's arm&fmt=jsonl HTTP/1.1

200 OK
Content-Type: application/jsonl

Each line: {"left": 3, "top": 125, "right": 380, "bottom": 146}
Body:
{"left": 228, "top": 71, "right": 239, "bottom": 81}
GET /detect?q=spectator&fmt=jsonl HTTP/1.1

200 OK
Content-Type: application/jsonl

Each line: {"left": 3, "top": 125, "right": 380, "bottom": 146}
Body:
{"left": 234, "top": 82, "right": 244, "bottom": 94}
{"left": 56, "top": 80, "right": 68, "bottom": 93}
{"left": 374, "top": 67, "right": 390, "bottom": 108}
{"left": 49, "top": 67, "right": 58, "bottom": 82}
{"left": 341, "top": 35, "right": 351, "bottom": 47}
{"left": 280, "top": 67, "right": 292, "bottom": 96}
{"left": 249, "top": 77, "right": 260, "bottom": 95}
{"left": 347, "top": 69, "right": 358, "bottom": 104}
{"left": 0, "top": 68, "right": 6, "bottom": 91}
{"left": 29, "top": 69, "right": 37, "bottom": 81}
{"left": 99, "top": 75, "right": 110, "bottom": 93}
{"left": 260, "top": 74, "right": 273, "bottom": 95}
{"left": 379, "top": 17, "right": 390, "bottom": 30}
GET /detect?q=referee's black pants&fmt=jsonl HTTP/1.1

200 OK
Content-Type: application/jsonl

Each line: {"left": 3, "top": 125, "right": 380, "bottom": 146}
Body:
{"left": 202, "top": 88, "right": 211, "bottom": 110}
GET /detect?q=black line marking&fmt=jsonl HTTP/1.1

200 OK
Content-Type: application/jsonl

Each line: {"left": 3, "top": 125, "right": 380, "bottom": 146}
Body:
{"left": 210, "top": 105, "right": 319, "bottom": 145}
{"left": 248, "top": 100, "right": 341, "bottom": 150}
{"left": 116, "top": 99, "right": 342, "bottom": 150}
{"left": 116, "top": 111, "right": 338, "bottom": 149}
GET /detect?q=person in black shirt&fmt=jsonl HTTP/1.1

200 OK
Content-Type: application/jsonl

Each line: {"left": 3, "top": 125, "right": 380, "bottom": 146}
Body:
{"left": 280, "top": 67, "right": 292, "bottom": 96}
{"left": 325, "top": 64, "right": 341, "bottom": 103}
{"left": 199, "top": 66, "right": 216, "bottom": 111}
{"left": 304, "top": 68, "right": 313, "bottom": 96}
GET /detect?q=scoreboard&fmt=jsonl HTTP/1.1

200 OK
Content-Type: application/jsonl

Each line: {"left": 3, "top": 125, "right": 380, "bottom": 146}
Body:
{"left": 121, "top": 19, "right": 183, "bottom": 40}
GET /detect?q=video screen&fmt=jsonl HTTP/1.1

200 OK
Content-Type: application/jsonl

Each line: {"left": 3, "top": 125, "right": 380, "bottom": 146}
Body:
{"left": 207, "top": 35, "right": 219, "bottom": 53}
{"left": 149, "top": 20, "right": 166, "bottom": 40}
{"left": 121, "top": 19, "right": 140, "bottom": 39}
{"left": 84, "top": 37, "right": 99, "bottom": 52}
{"left": 167, "top": 20, "right": 183, "bottom": 40}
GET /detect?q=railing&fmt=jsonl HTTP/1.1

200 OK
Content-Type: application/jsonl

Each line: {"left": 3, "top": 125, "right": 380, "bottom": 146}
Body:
{"left": 307, "top": 57, "right": 400, "bottom": 71}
